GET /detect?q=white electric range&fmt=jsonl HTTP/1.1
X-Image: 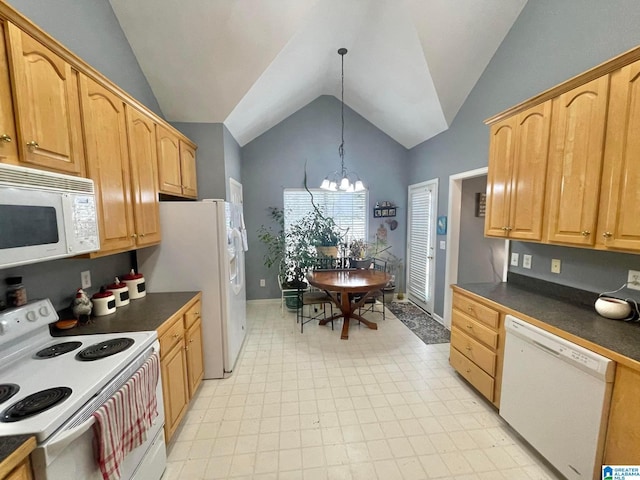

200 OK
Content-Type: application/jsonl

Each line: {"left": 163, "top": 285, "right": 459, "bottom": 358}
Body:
{"left": 0, "top": 299, "right": 166, "bottom": 480}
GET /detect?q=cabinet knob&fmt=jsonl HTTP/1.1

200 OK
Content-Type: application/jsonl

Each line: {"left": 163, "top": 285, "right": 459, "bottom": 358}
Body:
{"left": 189, "top": 338, "right": 194, "bottom": 343}
{"left": 466, "top": 368, "right": 471, "bottom": 373}
{"left": 194, "top": 312, "right": 200, "bottom": 316}
{"left": 139, "top": 233, "right": 145, "bottom": 237}
{"left": 173, "top": 333, "right": 180, "bottom": 338}
{"left": 26, "top": 140, "right": 39, "bottom": 149}
{"left": 467, "top": 306, "right": 473, "bottom": 312}
{"left": 603, "top": 231, "right": 613, "bottom": 238}
{"left": 466, "top": 324, "right": 473, "bottom": 329}
{"left": 465, "top": 346, "right": 472, "bottom": 351}
{"left": 0, "top": 134, "right": 11, "bottom": 143}
{"left": 505, "top": 226, "right": 512, "bottom": 232}
{"left": 581, "top": 231, "right": 590, "bottom": 236}
{"left": 131, "top": 234, "right": 137, "bottom": 238}
{"left": 185, "top": 346, "right": 189, "bottom": 351}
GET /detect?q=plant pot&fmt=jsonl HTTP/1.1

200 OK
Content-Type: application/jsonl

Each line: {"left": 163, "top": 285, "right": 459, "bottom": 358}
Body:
{"left": 285, "top": 295, "right": 302, "bottom": 310}
{"left": 316, "top": 245, "right": 339, "bottom": 258}
{"left": 382, "top": 286, "right": 395, "bottom": 304}
{"left": 351, "top": 258, "right": 372, "bottom": 269}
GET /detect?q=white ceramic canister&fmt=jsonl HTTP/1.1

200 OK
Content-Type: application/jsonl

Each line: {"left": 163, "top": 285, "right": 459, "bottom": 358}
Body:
{"left": 107, "top": 277, "right": 130, "bottom": 307}
{"left": 122, "top": 269, "right": 146, "bottom": 299}
{"left": 92, "top": 288, "right": 116, "bottom": 316}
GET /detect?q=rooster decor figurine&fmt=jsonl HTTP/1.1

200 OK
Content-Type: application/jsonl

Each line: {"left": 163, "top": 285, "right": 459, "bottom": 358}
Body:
{"left": 72, "top": 288, "right": 93, "bottom": 323}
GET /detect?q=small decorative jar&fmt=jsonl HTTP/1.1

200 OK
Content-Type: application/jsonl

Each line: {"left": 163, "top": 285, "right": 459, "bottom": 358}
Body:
{"left": 107, "top": 277, "right": 130, "bottom": 307}
{"left": 5, "top": 276, "right": 27, "bottom": 307}
{"left": 92, "top": 288, "right": 116, "bottom": 316}
{"left": 122, "top": 269, "right": 146, "bottom": 299}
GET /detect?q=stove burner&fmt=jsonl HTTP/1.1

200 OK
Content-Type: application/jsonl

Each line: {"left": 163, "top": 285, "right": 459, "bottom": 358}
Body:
{"left": 0, "top": 387, "right": 72, "bottom": 422}
{"left": 76, "top": 338, "right": 135, "bottom": 361}
{"left": 35, "top": 341, "right": 83, "bottom": 359}
{"left": 0, "top": 384, "right": 19, "bottom": 404}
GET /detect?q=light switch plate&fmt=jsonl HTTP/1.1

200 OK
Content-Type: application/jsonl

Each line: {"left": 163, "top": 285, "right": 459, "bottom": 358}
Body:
{"left": 260, "top": 279, "right": 266, "bottom": 287}
{"left": 81, "top": 270, "right": 91, "bottom": 289}
{"left": 523, "top": 254, "right": 532, "bottom": 269}
{"left": 510, "top": 253, "right": 519, "bottom": 267}
{"left": 551, "top": 258, "right": 561, "bottom": 274}
{"left": 627, "top": 270, "right": 640, "bottom": 291}
{"left": 439, "top": 240, "right": 446, "bottom": 250}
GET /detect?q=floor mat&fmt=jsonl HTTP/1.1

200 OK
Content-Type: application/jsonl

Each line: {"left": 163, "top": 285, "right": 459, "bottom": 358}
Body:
{"left": 387, "top": 301, "right": 451, "bottom": 345}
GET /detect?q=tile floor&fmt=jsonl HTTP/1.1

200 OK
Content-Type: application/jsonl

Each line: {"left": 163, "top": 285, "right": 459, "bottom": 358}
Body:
{"left": 162, "top": 301, "right": 561, "bottom": 480}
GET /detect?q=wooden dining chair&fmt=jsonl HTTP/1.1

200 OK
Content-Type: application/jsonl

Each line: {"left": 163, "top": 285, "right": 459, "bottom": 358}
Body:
{"left": 357, "top": 258, "right": 388, "bottom": 320}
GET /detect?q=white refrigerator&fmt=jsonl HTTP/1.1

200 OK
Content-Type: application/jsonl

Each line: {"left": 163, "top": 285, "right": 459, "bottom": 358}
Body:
{"left": 138, "top": 200, "right": 247, "bottom": 378}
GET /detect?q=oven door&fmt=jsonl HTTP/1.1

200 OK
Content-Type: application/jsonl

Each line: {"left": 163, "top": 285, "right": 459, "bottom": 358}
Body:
{"left": 0, "top": 187, "right": 67, "bottom": 268}
{"left": 30, "top": 343, "right": 166, "bottom": 480}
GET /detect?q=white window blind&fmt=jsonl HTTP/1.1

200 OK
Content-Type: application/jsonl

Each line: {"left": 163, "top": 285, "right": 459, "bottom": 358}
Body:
{"left": 408, "top": 186, "right": 432, "bottom": 303}
{"left": 283, "top": 189, "right": 368, "bottom": 243}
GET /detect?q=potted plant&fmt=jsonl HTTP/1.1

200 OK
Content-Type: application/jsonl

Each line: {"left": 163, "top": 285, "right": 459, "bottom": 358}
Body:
{"left": 348, "top": 239, "right": 371, "bottom": 268}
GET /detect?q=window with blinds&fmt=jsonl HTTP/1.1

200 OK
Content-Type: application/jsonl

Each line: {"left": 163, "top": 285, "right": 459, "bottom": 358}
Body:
{"left": 283, "top": 189, "right": 368, "bottom": 243}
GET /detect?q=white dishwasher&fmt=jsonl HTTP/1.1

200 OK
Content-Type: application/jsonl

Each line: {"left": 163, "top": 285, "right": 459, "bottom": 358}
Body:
{"left": 500, "top": 315, "right": 616, "bottom": 480}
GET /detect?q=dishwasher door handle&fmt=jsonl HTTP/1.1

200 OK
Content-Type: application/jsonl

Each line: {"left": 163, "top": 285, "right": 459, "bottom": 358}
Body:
{"left": 532, "top": 339, "right": 560, "bottom": 357}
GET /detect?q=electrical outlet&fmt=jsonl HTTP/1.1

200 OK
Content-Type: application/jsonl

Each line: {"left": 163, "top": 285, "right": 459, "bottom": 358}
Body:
{"left": 259, "top": 279, "right": 266, "bottom": 287}
{"left": 551, "top": 259, "right": 561, "bottom": 274}
{"left": 510, "top": 252, "right": 519, "bottom": 267}
{"left": 627, "top": 270, "right": 640, "bottom": 291}
{"left": 81, "top": 270, "right": 91, "bottom": 289}
{"left": 523, "top": 254, "right": 532, "bottom": 269}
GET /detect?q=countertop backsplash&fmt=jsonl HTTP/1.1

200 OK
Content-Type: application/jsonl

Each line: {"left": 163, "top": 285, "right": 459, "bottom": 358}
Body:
{"left": 0, "top": 252, "right": 132, "bottom": 312}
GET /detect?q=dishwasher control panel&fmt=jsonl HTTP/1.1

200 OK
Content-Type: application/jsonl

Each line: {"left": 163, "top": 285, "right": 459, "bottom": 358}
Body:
{"left": 558, "top": 346, "right": 600, "bottom": 371}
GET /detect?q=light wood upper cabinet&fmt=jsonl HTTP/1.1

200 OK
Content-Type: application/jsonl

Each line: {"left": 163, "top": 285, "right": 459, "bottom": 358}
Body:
{"left": 80, "top": 74, "right": 135, "bottom": 254}
{"left": 485, "top": 101, "right": 551, "bottom": 241}
{"left": 180, "top": 140, "right": 198, "bottom": 198}
{"left": 485, "top": 117, "right": 515, "bottom": 238}
{"left": 156, "top": 124, "right": 182, "bottom": 195}
{"left": 597, "top": 59, "right": 640, "bottom": 252}
{"left": 545, "top": 76, "right": 610, "bottom": 246}
{"left": 0, "top": 23, "right": 18, "bottom": 165}
{"left": 5, "top": 22, "right": 84, "bottom": 175}
{"left": 126, "top": 107, "right": 161, "bottom": 247}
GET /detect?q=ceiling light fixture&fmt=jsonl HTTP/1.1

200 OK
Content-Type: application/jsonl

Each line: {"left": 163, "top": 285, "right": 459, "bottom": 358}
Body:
{"left": 320, "top": 48, "right": 365, "bottom": 193}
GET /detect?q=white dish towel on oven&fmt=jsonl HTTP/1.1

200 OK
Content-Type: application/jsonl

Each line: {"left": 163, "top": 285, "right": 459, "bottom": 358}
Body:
{"left": 92, "top": 352, "right": 160, "bottom": 480}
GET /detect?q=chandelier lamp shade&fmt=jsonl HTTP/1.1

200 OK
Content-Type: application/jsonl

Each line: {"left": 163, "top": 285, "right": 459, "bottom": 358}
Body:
{"left": 320, "top": 48, "right": 365, "bottom": 193}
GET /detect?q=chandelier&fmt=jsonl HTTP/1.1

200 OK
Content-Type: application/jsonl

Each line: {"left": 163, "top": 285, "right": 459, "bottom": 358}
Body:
{"left": 320, "top": 48, "right": 365, "bottom": 192}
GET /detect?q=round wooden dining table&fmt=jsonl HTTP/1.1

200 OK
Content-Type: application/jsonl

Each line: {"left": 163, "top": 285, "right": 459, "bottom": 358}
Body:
{"left": 306, "top": 269, "right": 391, "bottom": 339}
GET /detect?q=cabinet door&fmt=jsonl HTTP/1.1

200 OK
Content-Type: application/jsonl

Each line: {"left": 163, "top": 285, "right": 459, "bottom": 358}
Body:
{"left": 160, "top": 341, "right": 189, "bottom": 442}
{"left": 485, "top": 116, "right": 516, "bottom": 237}
{"left": 603, "top": 364, "right": 640, "bottom": 463}
{"left": 546, "top": 76, "right": 609, "bottom": 246}
{"left": 0, "top": 23, "right": 18, "bottom": 165}
{"left": 156, "top": 125, "right": 182, "bottom": 195}
{"left": 5, "top": 459, "right": 33, "bottom": 480}
{"left": 179, "top": 141, "right": 198, "bottom": 198}
{"left": 508, "top": 101, "right": 552, "bottom": 241}
{"left": 186, "top": 317, "right": 204, "bottom": 397}
{"left": 126, "top": 106, "right": 161, "bottom": 247}
{"left": 80, "top": 75, "right": 135, "bottom": 254}
{"left": 6, "top": 22, "right": 84, "bottom": 175}
{"left": 598, "top": 60, "right": 640, "bottom": 251}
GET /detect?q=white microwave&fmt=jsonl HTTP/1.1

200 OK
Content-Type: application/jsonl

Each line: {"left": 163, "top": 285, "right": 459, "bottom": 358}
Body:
{"left": 0, "top": 163, "right": 100, "bottom": 269}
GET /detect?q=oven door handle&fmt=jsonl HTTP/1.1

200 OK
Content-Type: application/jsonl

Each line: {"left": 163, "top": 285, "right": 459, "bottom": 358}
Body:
{"left": 41, "top": 416, "right": 95, "bottom": 466}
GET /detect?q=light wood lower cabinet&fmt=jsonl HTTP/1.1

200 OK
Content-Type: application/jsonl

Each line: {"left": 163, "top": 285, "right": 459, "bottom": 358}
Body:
{"left": 449, "top": 291, "right": 504, "bottom": 408}
{"left": 158, "top": 296, "right": 204, "bottom": 442}
{"left": 3, "top": 459, "right": 32, "bottom": 480}
{"left": 603, "top": 364, "right": 640, "bottom": 464}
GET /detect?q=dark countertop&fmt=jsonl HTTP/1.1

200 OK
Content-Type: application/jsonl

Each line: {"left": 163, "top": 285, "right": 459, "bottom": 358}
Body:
{"left": 52, "top": 291, "right": 200, "bottom": 336}
{"left": 0, "top": 434, "right": 34, "bottom": 466}
{"left": 455, "top": 281, "right": 640, "bottom": 365}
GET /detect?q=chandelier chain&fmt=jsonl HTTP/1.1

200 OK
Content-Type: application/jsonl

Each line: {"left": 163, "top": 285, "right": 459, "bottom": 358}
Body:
{"left": 339, "top": 49, "right": 345, "bottom": 176}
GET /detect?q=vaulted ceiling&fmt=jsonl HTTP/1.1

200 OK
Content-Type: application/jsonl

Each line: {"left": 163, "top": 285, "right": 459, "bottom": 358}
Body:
{"left": 109, "top": 0, "right": 527, "bottom": 149}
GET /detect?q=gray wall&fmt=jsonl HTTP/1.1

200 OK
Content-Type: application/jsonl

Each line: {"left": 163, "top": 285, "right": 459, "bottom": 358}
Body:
{"left": 458, "top": 176, "right": 505, "bottom": 284}
{"left": 0, "top": 1, "right": 162, "bottom": 311}
{"left": 7, "top": 0, "right": 162, "bottom": 116}
{"left": 242, "top": 95, "right": 408, "bottom": 300}
{"left": 408, "top": 0, "right": 640, "bottom": 317}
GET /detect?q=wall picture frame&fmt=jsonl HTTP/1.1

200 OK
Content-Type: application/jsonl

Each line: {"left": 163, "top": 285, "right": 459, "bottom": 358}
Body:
{"left": 475, "top": 192, "right": 486, "bottom": 217}
{"left": 437, "top": 215, "right": 447, "bottom": 235}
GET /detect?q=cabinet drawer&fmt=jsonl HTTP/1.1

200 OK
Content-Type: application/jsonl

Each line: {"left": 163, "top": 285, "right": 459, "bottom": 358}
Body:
{"left": 160, "top": 317, "right": 184, "bottom": 357}
{"left": 450, "top": 347, "right": 495, "bottom": 402}
{"left": 453, "top": 294, "right": 499, "bottom": 328}
{"left": 451, "top": 327, "right": 497, "bottom": 376}
{"left": 184, "top": 300, "right": 201, "bottom": 329}
{"left": 452, "top": 309, "right": 499, "bottom": 349}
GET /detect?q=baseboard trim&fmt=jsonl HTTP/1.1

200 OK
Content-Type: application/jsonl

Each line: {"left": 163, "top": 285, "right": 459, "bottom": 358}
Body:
{"left": 432, "top": 313, "right": 448, "bottom": 329}
{"left": 248, "top": 298, "right": 280, "bottom": 305}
